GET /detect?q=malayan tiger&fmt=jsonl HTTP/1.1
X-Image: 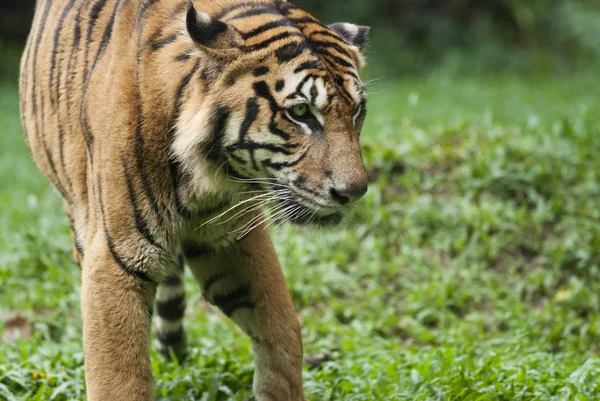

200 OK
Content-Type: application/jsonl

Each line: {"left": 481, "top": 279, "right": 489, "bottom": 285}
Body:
{"left": 19, "top": 0, "right": 369, "bottom": 399}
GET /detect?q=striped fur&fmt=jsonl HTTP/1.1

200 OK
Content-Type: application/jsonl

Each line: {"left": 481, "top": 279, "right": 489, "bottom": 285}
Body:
{"left": 20, "top": 1, "right": 369, "bottom": 399}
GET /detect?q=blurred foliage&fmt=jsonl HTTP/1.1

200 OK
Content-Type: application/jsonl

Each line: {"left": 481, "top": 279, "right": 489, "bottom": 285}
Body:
{"left": 2, "top": 1, "right": 599, "bottom": 77}
{"left": 298, "top": 0, "right": 600, "bottom": 76}
{"left": 2, "top": 31, "right": 600, "bottom": 395}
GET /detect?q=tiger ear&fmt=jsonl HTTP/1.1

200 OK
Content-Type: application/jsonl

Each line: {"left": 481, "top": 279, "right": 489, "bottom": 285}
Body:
{"left": 328, "top": 23, "right": 370, "bottom": 51}
{"left": 186, "top": 3, "right": 242, "bottom": 55}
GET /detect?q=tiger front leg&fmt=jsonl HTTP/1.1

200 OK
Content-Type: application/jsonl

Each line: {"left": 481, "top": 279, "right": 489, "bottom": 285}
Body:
{"left": 186, "top": 223, "right": 307, "bottom": 401}
{"left": 81, "top": 235, "right": 156, "bottom": 401}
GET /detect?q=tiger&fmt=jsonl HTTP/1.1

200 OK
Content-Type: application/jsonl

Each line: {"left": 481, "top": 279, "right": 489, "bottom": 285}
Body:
{"left": 19, "top": 0, "right": 370, "bottom": 399}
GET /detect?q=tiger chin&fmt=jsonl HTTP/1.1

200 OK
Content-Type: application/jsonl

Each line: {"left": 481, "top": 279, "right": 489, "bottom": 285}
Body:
{"left": 20, "top": 0, "right": 369, "bottom": 400}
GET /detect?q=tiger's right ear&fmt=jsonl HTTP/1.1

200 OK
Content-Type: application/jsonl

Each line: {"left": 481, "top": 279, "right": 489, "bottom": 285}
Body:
{"left": 186, "top": 3, "right": 242, "bottom": 56}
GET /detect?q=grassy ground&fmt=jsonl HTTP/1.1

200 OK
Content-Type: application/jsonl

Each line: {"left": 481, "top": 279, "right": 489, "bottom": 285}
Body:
{"left": 2, "top": 44, "right": 600, "bottom": 400}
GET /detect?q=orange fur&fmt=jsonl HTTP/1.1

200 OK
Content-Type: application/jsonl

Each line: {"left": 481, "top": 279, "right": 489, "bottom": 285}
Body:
{"left": 20, "top": 0, "right": 369, "bottom": 399}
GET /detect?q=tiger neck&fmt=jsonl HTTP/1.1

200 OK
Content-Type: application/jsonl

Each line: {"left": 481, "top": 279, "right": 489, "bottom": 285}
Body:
{"left": 139, "top": 1, "right": 249, "bottom": 213}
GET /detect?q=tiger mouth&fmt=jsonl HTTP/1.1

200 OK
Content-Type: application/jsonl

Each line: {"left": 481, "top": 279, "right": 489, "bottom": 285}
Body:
{"left": 275, "top": 195, "right": 344, "bottom": 227}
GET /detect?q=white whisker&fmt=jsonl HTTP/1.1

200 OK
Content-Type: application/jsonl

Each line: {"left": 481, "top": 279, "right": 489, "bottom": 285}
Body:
{"left": 195, "top": 192, "right": 279, "bottom": 230}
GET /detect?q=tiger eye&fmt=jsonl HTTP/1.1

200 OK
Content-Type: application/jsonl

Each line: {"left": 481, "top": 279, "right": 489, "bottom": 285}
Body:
{"left": 291, "top": 104, "right": 309, "bottom": 117}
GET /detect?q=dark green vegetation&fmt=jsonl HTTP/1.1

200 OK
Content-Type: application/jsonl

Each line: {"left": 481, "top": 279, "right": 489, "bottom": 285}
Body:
{"left": 301, "top": 0, "right": 600, "bottom": 76}
{"left": 2, "top": 41, "right": 600, "bottom": 399}
{"left": 4, "top": 1, "right": 600, "bottom": 76}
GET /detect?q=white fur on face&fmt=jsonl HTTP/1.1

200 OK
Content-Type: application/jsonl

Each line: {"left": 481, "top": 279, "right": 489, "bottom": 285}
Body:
{"left": 345, "top": 77, "right": 363, "bottom": 105}
{"left": 280, "top": 69, "right": 328, "bottom": 130}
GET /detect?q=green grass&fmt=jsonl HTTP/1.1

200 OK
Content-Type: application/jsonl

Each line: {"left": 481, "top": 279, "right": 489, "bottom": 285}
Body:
{"left": 2, "top": 46, "right": 600, "bottom": 400}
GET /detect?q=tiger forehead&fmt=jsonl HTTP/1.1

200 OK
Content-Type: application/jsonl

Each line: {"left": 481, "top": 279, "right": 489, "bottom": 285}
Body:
{"left": 217, "top": 2, "right": 361, "bottom": 70}
{"left": 278, "top": 66, "right": 364, "bottom": 109}
{"left": 212, "top": 1, "right": 365, "bottom": 107}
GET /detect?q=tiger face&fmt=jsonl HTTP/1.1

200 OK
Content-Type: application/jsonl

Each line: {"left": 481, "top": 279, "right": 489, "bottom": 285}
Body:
{"left": 177, "top": 2, "right": 370, "bottom": 226}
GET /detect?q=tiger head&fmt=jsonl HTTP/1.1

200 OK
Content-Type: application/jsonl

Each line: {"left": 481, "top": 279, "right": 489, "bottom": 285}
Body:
{"left": 175, "top": 1, "right": 370, "bottom": 226}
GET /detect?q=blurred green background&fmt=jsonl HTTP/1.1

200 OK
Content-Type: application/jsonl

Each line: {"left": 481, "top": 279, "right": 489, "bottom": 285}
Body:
{"left": 299, "top": 0, "right": 600, "bottom": 76}
{"left": 3, "top": 0, "right": 600, "bottom": 77}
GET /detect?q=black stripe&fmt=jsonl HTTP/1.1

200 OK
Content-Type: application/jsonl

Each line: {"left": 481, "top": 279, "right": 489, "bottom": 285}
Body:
{"left": 237, "top": 97, "right": 260, "bottom": 170}
{"left": 57, "top": 125, "right": 74, "bottom": 194}
{"left": 172, "top": 60, "right": 201, "bottom": 122}
{"left": 309, "top": 29, "right": 349, "bottom": 46}
{"left": 288, "top": 16, "right": 327, "bottom": 30}
{"left": 133, "top": 29, "right": 165, "bottom": 229}
{"left": 226, "top": 149, "right": 248, "bottom": 165}
{"left": 84, "top": 0, "right": 108, "bottom": 76}
{"left": 64, "top": 0, "right": 84, "bottom": 127}
{"left": 294, "top": 60, "right": 322, "bottom": 74}
{"left": 275, "top": 79, "right": 285, "bottom": 92}
{"left": 74, "top": 237, "right": 85, "bottom": 257}
{"left": 68, "top": 216, "right": 86, "bottom": 257}
{"left": 203, "top": 271, "right": 228, "bottom": 295}
{"left": 204, "top": 105, "right": 231, "bottom": 161}
{"left": 105, "top": 234, "right": 153, "bottom": 282}
{"left": 122, "top": 158, "right": 165, "bottom": 250}
{"left": 241, "top": 19, "right": 295, "bottom": 40}
{"left": 253, "top": 66, "right": 270, "bottom": 76}
{"left": 169, "top": 60, "right": 201, "bottom": 218}
{"left": 275, "top": 41, "right": 309, "bottom": 63}
{"left": 222, "top": 301, "right": 255, "bottom": 317}
{"left": 294, "top": 74, "right": 313, "bottom": 95}
{"left": 98, "top": 179, "right": 153, "bottom": 282}
{"left": 213, "top": 285, "right": 250, "bottom": 306}
{"left": 310, "top": 84, "right": 318, "bottom": 104}
{"left": 252, "top": 81, "right": 277, "bottom": 113}
{"left": 319, "top": 55, "right": 359, "bottom": 81}
{"left": 150, "top": 32, "right": 181, "bottom": 51}
{"left": 212, "top": 285, "right": 254, "bottom": 315}
{"left": 333, "top": 75, "right": 356, "bottom": 105}
{"left": 49, "top": 0, "right": 76, "bottom": 106}
{"left": 156, "top": 295, "right": 185, "bottom": 322}
{"left": 183, "top": 242, "right": 215, "bottom": 259}
{"left": 314, "top": 45, "right": 354, "bottom": 69}
{"left": 241, "top": 32, "right": 304, "bottom": 52}
{"left": 156, "top": 326, "right": 184, "bottom": 346}
{"left": 292, "top": 177, "right": 321, "bottom": 198}
{"left": 225, "top": 6, "right": 282, "bottom": 22}
{"left": 227, "top": 141, "right": 296, "bottom": 156}
{"left": 355, "top": 99, "right": 367, "bottom": 126}
{"left": 263, "top": 148, "right": 309, "bottom": 171}
{"left": 51, "top": 0, "right": 78, "bottom": 196}
{"left": 30, "top": 0, "right": 70, "bottom": 200}
{"left": 281, "top": 111, "right": 322, "bottom": 135}
{"left": 169, "top": 160, "right": 193, "bottom": 218}
{"left": 29, "top": 0, "right": 52, "bottom": 142}
{"left": 175, "top": 51, "right": 191, "bottom": 62}
{"left": 215, "top": 2, "right": 272, "bottom": 19}
{"left": 79, "top": 0, "right": 116, "bottom": 160}
{"left": 96, "top": 0, "right": 121, "bottom": 65}
{"left": 252, "top": 81, "right": 291, "bottom": 140}
{"left": 134, "top": 92, "right": 165, "bottom": 227}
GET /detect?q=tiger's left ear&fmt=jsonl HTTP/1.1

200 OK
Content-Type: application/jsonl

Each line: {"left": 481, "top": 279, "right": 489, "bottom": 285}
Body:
{"left": 186, "top": 3, "right": 242, "bottom": 57}
{"left": 328, "top": 23, "right": 370, "bottom": 51}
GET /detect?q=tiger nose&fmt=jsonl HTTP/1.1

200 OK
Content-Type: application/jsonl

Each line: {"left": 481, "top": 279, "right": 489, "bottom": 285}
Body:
{"left": 329, "top": 181, "right": 368, "bottom": 205}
